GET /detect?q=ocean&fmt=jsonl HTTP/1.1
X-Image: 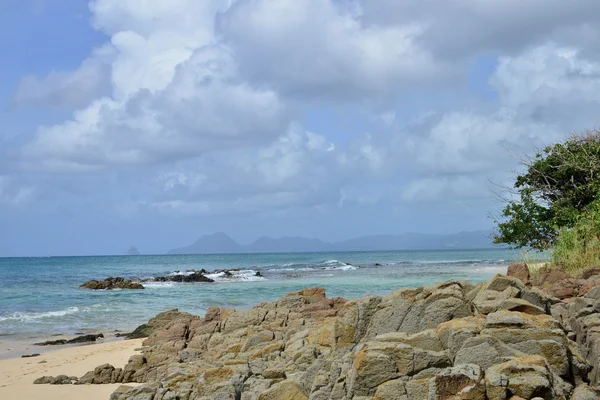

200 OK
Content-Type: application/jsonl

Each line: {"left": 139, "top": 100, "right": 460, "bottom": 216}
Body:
{"left": 0, "top": 249, "right": 521, "bottom": 340}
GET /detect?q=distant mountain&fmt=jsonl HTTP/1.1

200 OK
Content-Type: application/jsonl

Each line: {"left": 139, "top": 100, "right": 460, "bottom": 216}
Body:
{"left": 167, "top": 232, "right": 243, "bottom": 254}
{"left": 332, "top": 231, "right": 495, "bottom": 251}
{"left": 127, "top": 246, "right": 140, "bottom": 256}
{"left": 167, "top": 231, "right": 498, "bottom": 255}
{"left": 247, "top": 236, "right": 331, "bottom": 253}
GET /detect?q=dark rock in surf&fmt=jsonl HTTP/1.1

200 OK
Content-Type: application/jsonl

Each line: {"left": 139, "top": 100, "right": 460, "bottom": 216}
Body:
{"left": 80, "top": 277, "right": 144, "bottom": 290}
{"left": 166, "top": 272, "right": 214, "bottom": 283}
{"left": 34, "top": 339, "right": 67, "bottom": 346}
{"left": 146, "top": 272, "right": 214, "bottom": 283}
{"left": 35, "top": 333, "right": 104, "bottom": 346}
{"left": 68, "top": 333, "right": 104, "bottom": 343}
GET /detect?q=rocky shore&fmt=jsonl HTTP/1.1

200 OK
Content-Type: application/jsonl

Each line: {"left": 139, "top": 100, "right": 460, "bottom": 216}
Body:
{"left": 38, "top": 266, "right": 600, "bottom": 399}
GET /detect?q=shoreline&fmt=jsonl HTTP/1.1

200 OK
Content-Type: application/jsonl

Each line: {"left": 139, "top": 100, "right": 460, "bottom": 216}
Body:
{"left": 3, "top": 265, "right": 600, "bottom": 399}
{"left": 0, "top": 260, "right": 513, "bottom": 359}
{"left": 1, "top": 250, "right": 513, "bottom": 345}
{"left": 0, "top": 338, "right": 143, "bottom": 400}
{"left": 0, "top": 333, "right": 132, "bottom": 361}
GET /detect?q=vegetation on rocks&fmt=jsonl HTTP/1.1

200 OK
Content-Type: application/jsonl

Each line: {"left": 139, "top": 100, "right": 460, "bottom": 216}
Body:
{"left": 494, "top": 130, "right": 600, "bottom": 276}
{"left": 552, "top": 207, "right": 600, "bottom": 274}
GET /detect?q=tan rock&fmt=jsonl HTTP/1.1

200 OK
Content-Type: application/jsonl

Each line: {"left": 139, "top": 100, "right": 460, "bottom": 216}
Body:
{"left": 306, "top": 319, "right": 336, "bottom": 348}
{"left": 571, "top": 384, "right": 600, "bottom": 399}
{"left": 373, "top": 379, "right": 407, "bottom": 400}
{"left": 428, "top": 364, "right": 485, "bottom": 400}
{"left": 498, "top": 298, "right": 545, "bottom": 315}
{"left": 485, "top": 356, "right": 571, "bottom": 400}
{"left": 242, "top": 331, "right": 275, "bottom": 351}
{"left": 507, "top": 263, "right": 530, "bottom": 284}
{"left": 258, "top": 381, "right": 308, "bottom": 400}
{"left": 202, "top": 367, "right": 235, "bottom": 386}
{"left": 375, "top": 329, "right": 444, "bottom": 352}
{"left": 348, "top": 345, "right": 400, "bottom": 395}
{"left": 104, "top": 275, "right": 598, "bottom": 400}
{"left": 405, "top": 378, "right": 430, "bottom": 399}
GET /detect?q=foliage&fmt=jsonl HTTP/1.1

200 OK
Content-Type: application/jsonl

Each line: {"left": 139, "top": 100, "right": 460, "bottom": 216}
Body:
{"left": 552, "top": 198, "right": 600, "bottom": 273}
{"left": 494, "top": 131, "right": 600, "bottom": 250}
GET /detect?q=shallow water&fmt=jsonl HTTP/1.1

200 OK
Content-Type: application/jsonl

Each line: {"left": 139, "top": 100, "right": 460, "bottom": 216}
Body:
{"left": 0, "top": 249, "right": 520, "bottom": 340}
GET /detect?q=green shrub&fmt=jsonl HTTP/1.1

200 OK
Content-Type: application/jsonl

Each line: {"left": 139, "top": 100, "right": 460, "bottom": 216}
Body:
{"left": 552, "top": 210, "right": 600, "bottom": 274}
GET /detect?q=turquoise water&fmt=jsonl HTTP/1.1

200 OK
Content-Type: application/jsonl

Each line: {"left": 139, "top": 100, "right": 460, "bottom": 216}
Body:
{"left": 0, "top": 249, "right": 518, "bottom": 339}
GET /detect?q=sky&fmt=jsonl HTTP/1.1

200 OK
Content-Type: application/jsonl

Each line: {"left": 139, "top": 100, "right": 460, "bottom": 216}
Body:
{"left": 2, "top": 0, "right": 600, "bottom": 256}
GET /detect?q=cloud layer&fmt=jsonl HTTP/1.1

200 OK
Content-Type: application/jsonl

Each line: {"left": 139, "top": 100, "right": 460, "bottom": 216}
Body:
{"left": 3, "top": 0, "right": 600, "bottom": 254}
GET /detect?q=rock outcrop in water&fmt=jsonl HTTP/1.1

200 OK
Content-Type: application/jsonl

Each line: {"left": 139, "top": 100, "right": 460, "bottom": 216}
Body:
{"left": 41, "top": 273, "right": 600, "bottom": 399}
{"left": 80, "top": 277, "right": 144, "bottom": 290}
{"left": 149, "top": 272, "right": 215, "bottom": 283}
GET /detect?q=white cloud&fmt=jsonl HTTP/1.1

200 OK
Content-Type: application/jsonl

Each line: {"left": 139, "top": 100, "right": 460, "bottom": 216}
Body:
{"left": 9, "top": 0, "right": 600, "bottom": 220}
{"left": 12, "top": 44, "right": 115, "bottom": 109}
{"left": 218, "top": 0, "right": 444, "bottom": 100}
{"left": 20, "top": 44, "right": 288, "bottom": 171}
{"left": 344, "top": 43, "right": 600, "bottom": 183}
{"left": 415, "top": 44, "right": 600, "bottom": 175}
{"left": 400, "top": 176, "right": 488, "bottom": 203}
{"left": 0, "top": 177, "right": 36, "bottom": 206}
{"left": 16, "top": 0, "right": 288, "bottom": 172}
{"left": 492, "top": 44, "right": 600, "bottom": 109}
{"left": 360, "top": 0, "right": 600, "bottom": 58}
{"left": 121, "top": 125, "right": 341, "bottom": 216}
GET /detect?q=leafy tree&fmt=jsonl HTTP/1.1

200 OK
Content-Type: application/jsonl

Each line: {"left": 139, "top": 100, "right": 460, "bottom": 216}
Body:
{"left": 494, "top": 131, "right": 600, "bottom": 250}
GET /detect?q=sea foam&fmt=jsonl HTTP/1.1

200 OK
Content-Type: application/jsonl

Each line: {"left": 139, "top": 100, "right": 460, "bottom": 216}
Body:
{"left": 0, "top": 307, "right": 80, "bottom": 322}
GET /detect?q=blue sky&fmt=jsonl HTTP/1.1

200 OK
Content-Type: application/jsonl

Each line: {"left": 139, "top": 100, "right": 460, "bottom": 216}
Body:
{"left": 2, "top": 0, "right": 600, "bottom": 256}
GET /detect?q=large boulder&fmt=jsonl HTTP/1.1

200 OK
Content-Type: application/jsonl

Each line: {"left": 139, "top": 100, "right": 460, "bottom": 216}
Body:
{"left": 507, "top": 263, "right": 531, "bottom": 284}
{"left": 472, "top": 274, "right": 526, "bottom": 314}
{"left": 428, "top": 364, "right": 486, "bottom": 399}
{"left": 258, "top": 381, "right": 308, "bottom": 400}
{"left": 571, "top": 384, "right": 600, "bottom": 400}
{"left": 125, "top": 309, "right": 194, "bottom": 339}
{"left": 485, "top": 355, "right": 572, "bottom": 400}
{"left": 76, "top": 364, "right": 124, "bottom": 384}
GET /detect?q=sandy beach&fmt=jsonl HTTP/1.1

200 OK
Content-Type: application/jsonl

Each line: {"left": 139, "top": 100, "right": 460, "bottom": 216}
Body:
{"left": 0, "top": 338, "right": 144, "bottom": 400}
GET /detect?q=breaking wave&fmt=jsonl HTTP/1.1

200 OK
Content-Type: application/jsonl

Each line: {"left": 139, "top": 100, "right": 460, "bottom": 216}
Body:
{"left": 0, "top": 307, "right": 81, "bottom": 322}
{"left": 205, "top": 270, "right": 266, "bottom": 282}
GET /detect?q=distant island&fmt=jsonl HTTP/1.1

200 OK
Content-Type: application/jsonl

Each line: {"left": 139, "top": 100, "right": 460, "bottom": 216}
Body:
{"left": 167, "top": 231, "right": 499, "bottom": 255}
{"left": 127, "top": 246, "right": 140, "bottom": 256}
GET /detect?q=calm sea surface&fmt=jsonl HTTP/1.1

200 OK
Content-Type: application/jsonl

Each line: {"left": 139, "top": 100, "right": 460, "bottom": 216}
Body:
{"left": 0, "top": 249, "right": 520, "bottom": 340}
